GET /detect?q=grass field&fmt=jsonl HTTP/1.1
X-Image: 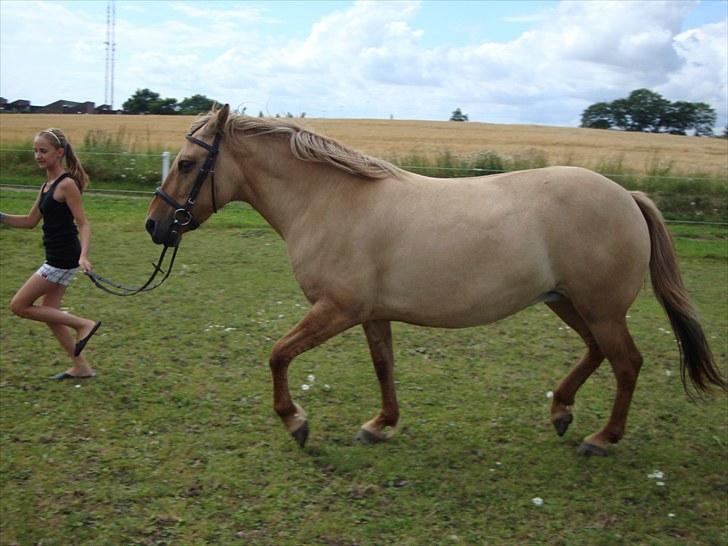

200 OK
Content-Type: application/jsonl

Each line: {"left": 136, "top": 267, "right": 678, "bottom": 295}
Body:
{"left": 1, "top": 113, "right": 727, "bottom": 177}
{"left": 0, "top": 188, "right": 726, "bottom": 545}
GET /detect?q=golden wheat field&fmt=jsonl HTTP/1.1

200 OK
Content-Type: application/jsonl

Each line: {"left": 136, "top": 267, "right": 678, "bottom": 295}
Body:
{"left": 1, "top": 113, "right": 726, "bottom": 176}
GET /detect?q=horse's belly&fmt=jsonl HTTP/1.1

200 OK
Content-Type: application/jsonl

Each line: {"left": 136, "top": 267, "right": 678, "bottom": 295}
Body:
{"left": 385, "top": 300, "right": 539, "bottom": 328}
{"left": 374, "top": 260, "right": 556, "bottom": 328}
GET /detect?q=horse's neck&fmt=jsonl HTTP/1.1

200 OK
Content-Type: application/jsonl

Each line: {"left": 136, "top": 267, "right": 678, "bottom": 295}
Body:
{"left": 242, "top": 141, "right": 340, "bottom": 240}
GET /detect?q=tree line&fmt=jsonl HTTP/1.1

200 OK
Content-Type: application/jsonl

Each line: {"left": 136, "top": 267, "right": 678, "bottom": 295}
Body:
{"left": 126, "top": 89, "right": 472, "bottom": 122}
{"left": 122, "top": 88, "right": 306, "bottom": 118}
{"left": 122, "top": 89, "right": 218, "bottom": 115}
{"left": 123, "top": 88, "right": 720, "bottom": 136}
{"left": 580, "top": 88, "right": 717, "bottom": 136}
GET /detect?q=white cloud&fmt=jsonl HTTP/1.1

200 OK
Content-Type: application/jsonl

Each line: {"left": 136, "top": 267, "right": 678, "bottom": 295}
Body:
{"left": 0, "top": 1, "right": 105, "bottom": 102}
{"left": 657, "top": 20, "right": 728, "bottom": 123}
{"left": 548, "top": 0, "right": 690, "bottom": 72}
{"left": 168, "top": 2, "right": 273, "bottom": 23}
{"left": 209, "top": 0, "right": 722, "bottom": 125}
{"left": 408, "top": 0, "right": 703, "bottom": 123}
{"left": 1, "top": 0, "right": 725, "bottom": 128}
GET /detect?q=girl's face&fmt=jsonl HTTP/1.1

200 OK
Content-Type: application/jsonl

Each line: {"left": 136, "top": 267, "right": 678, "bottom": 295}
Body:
{"left": 33, "top": 135, "right": 64, "bottom": 170}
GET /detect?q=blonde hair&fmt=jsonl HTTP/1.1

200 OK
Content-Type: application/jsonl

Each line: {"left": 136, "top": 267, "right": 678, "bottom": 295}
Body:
{"left": 36, "top": 128, "right": 90, "bottom": 192}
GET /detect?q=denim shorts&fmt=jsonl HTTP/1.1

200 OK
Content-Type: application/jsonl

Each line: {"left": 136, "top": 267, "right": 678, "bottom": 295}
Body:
{"left": 36, "top": 262, "right": 79, "bottom": 286}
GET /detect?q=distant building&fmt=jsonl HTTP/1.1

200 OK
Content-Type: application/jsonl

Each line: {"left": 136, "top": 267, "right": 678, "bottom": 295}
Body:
{"left": 0, "top": 97, "right": 119, "bottom": 114}
{"left": 41, "top": 100, "right": 96, "bottom": 114}
{"left": 7, "top": 99, "right": 31, "bottom": 113}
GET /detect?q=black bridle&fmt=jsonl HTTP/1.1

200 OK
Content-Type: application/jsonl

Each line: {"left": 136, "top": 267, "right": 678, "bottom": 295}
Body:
{"left": 86, "top": 129, "right": 222, "bottom": 296}
{"left": 154, "top": 130, "right": 222, "bottom": 230}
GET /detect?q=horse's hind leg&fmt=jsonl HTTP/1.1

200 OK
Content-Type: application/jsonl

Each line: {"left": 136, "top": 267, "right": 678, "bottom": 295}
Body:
{"left": 547, "top": 299, "right": 605, "bottom": 437}
{"left": 578, "top": 318, "right": 643, "bottom": 456}
{"left": 355, "top": 320, "right": 400, "bottom": 443}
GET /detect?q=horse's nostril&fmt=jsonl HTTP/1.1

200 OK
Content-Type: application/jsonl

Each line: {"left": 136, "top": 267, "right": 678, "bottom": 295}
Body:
{"left": 145, "top": 218, "right": 156, "bottom": 236}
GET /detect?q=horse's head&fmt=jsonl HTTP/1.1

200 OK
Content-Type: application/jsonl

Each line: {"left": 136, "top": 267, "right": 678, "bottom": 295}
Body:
{"left": 145, "top": 104, "right": 233, "bottom": 246}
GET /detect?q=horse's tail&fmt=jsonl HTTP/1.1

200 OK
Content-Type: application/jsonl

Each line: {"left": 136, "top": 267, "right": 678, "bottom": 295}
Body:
{"left": 631, "top": 191, "right": 726, "bottom": 396}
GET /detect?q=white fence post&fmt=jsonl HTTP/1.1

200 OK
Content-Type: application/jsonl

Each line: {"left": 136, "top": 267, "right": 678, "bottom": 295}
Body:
{"left": 161, "top": 151, "right": 170, "bottom": 183}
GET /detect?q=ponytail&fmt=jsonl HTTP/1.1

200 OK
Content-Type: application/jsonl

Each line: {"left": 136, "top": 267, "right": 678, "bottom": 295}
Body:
{"left": 37, "top": 128, "right": 90, "bottom": 193}
{"left": 64, "top": 141, "right": 90, "bottom": 193}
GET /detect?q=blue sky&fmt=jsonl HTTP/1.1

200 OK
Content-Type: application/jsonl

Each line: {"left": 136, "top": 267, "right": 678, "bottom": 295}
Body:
{"left": 1, "top": 0, "right": 726, "bottom": 128}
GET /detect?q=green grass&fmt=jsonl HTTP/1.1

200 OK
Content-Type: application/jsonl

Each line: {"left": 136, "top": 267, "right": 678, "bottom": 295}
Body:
{"left": 1, "top": 188, "right": 726, "bottom": 545}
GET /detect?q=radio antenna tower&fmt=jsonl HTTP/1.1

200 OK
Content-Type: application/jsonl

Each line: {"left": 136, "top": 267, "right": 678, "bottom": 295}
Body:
{"left": 104, "top": 0, "right": 116, "bottom": 108}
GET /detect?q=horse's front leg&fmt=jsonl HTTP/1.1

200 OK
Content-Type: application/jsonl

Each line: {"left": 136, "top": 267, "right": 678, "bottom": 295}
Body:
{"left": 269, "top": 300, "right": 357, "bottom": 448}
{"left": 355, "top": 320, "right": 400, "bottom": 443}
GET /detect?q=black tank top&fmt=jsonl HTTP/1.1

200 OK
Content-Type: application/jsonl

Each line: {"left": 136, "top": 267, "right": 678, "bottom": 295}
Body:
{"left": 39, "top": 173, "right": 81, "bottom": 269}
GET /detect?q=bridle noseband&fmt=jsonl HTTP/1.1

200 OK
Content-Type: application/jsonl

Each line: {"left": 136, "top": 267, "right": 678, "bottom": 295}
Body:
{"left": 154, "top": 129, "right": 222, "bottom": 232}
{"left": 85, "top": 128, "right": 223, "bottom": 296}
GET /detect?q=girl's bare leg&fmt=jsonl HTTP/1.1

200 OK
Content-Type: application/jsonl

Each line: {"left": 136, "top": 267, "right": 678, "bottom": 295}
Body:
{"left": 10, "top": 273, "right": 96, "bottom": 376}
{"left": 41, "top": 282, "right": 94, "bottom": 377}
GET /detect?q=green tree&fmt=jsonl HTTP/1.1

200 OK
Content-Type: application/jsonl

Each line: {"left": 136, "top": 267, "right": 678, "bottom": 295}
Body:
{"left": 580, "top": 102, "right": 613, "bottom": 129}
{"left": 122, "top": 88, "right": 179, "bottom": 114}
{"left": 150, "top": 97, "right": 178, "bottom": 115}
{"left": 689, "top": 102, "right": 717, "bottom": 136}
{"left": 450, "top": 108, "right": 469, "bottom": 122}
{"left": 607, "top": 98, "right": 630, "bottom": 130}
{"left": 580, "top": 89, "right": 717, "bottom": 136}
{"left": 661, "top": 101, "right": 703, "bottom": 135}
{"left": 123, "top": 88, "right": 160, "bottom": 114}
{"left": 178, "top": 94, "right": 217, "bottom": 115}
{"left": 622, "top": 89, "right": 670, "bottom": 132}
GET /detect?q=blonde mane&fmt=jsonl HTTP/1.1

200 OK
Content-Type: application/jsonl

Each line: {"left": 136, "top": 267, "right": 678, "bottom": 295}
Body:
{"left": 190, "top": 112, "right": 402, "bottom": 180}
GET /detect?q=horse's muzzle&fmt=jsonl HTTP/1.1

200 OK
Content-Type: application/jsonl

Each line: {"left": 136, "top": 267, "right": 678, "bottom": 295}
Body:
{"left": 145, "top": 217, "right": 180, "bottom": 247}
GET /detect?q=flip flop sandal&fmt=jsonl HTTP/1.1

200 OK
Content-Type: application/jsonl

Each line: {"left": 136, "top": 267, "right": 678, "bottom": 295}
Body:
{"left": 52, "top": 371, "right": 97, "bottom": 380}
{"left": 74, "top": 321, "right": 101, "bottom": 357}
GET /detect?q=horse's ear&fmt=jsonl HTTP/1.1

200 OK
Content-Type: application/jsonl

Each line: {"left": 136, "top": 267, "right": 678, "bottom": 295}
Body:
{"left": 215, "top": 104, "right": 230, "bottom": 133}
{"left": 205, "top": 104, "right": 230, "bottom": 135}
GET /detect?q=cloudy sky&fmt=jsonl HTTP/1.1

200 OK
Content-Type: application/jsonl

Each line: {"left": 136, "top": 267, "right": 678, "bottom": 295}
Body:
{"left": 1, "top": 0, "right": 726, "bottom": 128}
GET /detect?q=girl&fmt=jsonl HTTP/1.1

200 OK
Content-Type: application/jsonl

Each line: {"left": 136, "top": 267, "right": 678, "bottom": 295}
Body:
{"left": 0, "top": 128, "right": 100, "bottom": 379}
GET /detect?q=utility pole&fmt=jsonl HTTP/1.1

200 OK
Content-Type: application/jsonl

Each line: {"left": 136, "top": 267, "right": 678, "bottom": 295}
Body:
{"left": 104, "top": 0, "right": 116, "bottom": 109}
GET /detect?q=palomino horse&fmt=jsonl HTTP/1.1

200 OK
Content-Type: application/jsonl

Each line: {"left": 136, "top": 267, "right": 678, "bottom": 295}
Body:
{"left": 145, "top": 105, "right": 725, "bottom": 455}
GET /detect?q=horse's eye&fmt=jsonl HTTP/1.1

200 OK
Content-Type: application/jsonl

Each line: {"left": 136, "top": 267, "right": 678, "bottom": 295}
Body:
{"left": 179, "top": 159, "right": 195, "bottom": 173}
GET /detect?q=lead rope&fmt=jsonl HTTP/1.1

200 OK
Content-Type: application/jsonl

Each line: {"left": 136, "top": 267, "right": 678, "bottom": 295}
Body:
{"left": 84, "top": 242, "right": 180, "bottom": 296}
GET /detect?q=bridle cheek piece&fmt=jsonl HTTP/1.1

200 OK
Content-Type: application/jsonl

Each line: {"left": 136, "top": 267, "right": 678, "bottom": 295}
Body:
{"left": 154, "top": 130, "right": 222, "bottom": 233}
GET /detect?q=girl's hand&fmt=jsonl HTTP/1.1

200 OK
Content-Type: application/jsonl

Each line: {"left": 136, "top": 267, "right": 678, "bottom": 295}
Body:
{"left": 79, "top": 257, "right": 92, "bottom": 273}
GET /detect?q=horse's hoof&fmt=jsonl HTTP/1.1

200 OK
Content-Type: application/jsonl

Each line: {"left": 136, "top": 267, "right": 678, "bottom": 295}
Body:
{"left": 354, "top": 427, "right": 386, "bottom": 444}
{"left": 577, "top": 441, "right": 608, "bottom": 457}
{"left": 552, "top": 414, "right": 573, "bottom": 436}
{"left": 291, "top": 421, "right": 309, "bottom": 448}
